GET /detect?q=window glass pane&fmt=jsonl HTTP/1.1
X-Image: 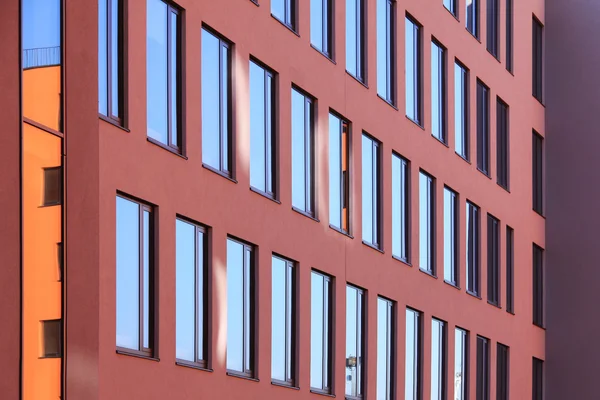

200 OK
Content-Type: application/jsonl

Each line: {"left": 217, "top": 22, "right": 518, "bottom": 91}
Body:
{"left": 202, "top": 29, "right": 221, "bottom": 169}
{"left": 99, "top": 0, "right": 108, "bottom": 115}
{"left": 419, "top": 172, "right": 433, "bottom": 272}
{"left": 311, "top": 272, "right": 325, "bottom": 389}
{"left": 431, "top": 42, "right": 444, "bottom": 141}
{"left": 362, "top": 135, "right": 374, "bottom": 243}
{"left": 346, "top": 286, "right": 363, "bottom": 397}
{"left": 455, "top": 329, "right": 467, "bottom": 400}
{"left": 272, "top": 0, "right": 285, "bottom": 21}
{"left": 477, "top": 81, "right": 489, "bottom": 174}
{"left": 169, "top": 11, "right": 178, "bottom": 146}
{"left": 116, "top": 197, "right": 140, "bottom": 350}
{"left": 176, "top": 219, "right": 195, "bottom": 361}
{"left": 467, "top": 202, "right": 479, "bottom": 294}
{"left": 346, "top": 0, "right": 358, "bottom": 76}
{"left": 142, "top": 210, "right": 150, "bottom": 349}
{"left": 392, "top": 155, "right": 408, "bottom": 260}
{"left": 405, "top": 19, "right": 416, "bottom": 120}
{"left": 147, "top": 0, "right": 168, "bottom": 144}
{"left": 227, "top": 239, "right": 244, "bottom": 372}
{"left": 329, "top": 114, "right": 342, "bottom": 228}
{"left": 377, "top": 0, "right": 392, "bottom": 100}
{"left": 444, "top": 188, "right": 456, "bottom": 284}
{"left": 431, "top": 319, "right": 444, "bottom": 400}
{"left": 292, "top": 89, "right": 307, "bottom": 211}
{"left": 311, "top": 0, "right": 323, "bottom": 50}
{"left": 377, "top": 298, "right": 393, "bottom": 400}
{"left": 250, "top": 62, "right": 267, "bottom": 191}
{"left": 272, "top": 257, "right": 287, "bottom": 381}
{"left": 111, "top": 0, "right": 120, "bottom": 117}
{"left": 405, "top": 309, "right": 420, "bottom": 400}
{"left": 466, "top": 0, "right": 478, "bottom": 36}
{"left": 454, "top": 63, "right": 467, "bottom": 158}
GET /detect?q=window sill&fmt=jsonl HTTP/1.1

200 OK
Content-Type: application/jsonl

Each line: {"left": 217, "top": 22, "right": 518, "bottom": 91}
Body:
{"left": 487, "top": 300, "right": 502, "bottom": 309}
{"left": 329, "top": 224, "right": 353, "bottom": 239}
{"left": 405, "top": 115, "right": 424, "bottom": 130}
{"left": 99, "top": 114, "right": 129, "bottom": 132}
{"left": 271, "top": 381, "right": 299, "bottom": 390}
{"left": 116, "top": 349, "right": 159, "bottom": 362}
{"left": 419, "top": 268, "right": 437, "bottom": 279}
{"left": 147, "top": 137, "right": 187, "bottom": 159}
{"left": 432, "top": 134, "right": 449, "bottom": 148}
{"left": 292, "top": 206, "right": 319, "bottom": 222}
{"left": 392, "top": 255, "right": 411, "bottom": 267}
{"left": 202, "top": 163, "right": 237, "bottom": 183}
{"left": 377, "top": 94, "right": 398, "bottom": 110}
{"left": 310, "top": 389, "right": 335, "bottom": 397}
{"left": 226, "top": 371, "right": 259, "bottom": 382}
{"left": 176, "top": 360, "right": 213, "bottom": 372}
{"left": 346, "top": 71, "right": 368, "bottom": 89}
{"left": 362, "top": 240, "right": 384, "bottom": 254}
{"left": 477, "top": 167, "right": 491, "bottom": 179}
{"left": 467, "top": 290, "right": 482, "bottom": 300}
{"left": 497, "top": 182, "right": 510, "bottom": 193}
{"left": 455, "top": 151, "right": 471, "bottom": 164}
{"left": 310, "top": 44, "right": 336, "bottom": 64}
{"left": 444, "top": 280, "right": 461, "bottom": 290}
{"left": 271, "top": 14, "right": 299, "bottom": 37}
{"left": 250, "top": 186, "right": 280, "bottom": 204}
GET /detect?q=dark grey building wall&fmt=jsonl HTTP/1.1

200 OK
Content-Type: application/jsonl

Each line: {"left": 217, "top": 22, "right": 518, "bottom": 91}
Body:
{"left": 546, "top": 1, "right": 600, "bottom": 399}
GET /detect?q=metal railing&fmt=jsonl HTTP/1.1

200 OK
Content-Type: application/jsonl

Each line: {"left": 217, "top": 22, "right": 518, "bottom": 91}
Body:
{"left": 22, "top": 46, "right": 61, "bottom": 69}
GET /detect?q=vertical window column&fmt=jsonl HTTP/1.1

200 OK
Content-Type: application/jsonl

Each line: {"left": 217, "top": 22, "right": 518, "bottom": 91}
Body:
{"left": 532, "top": 17, "right": 544, "bottom": 102}
{"left": 311, "top": 271, "right": 333, "bottom": 394}
{"left": 454, "top": 62, "right": 469, "bottom": 160}
{"left": 431, "top": 319, "right": 447, "bottom": 400}
{"left": 487, "top": 214, "right": 500, "bottom": 306}
{"left": 466, "top": 0, "right": 479, "bottom": 38}
{"left": 311, "top": 0, "right": 333, "bottom": 57}
{"left": 476, "top": 336, "right": 490, "bottom": 400}
{"left": 272, "top": 0, "right": 296, "bottom": 30}
{"left": 454, "top": 328, "right": 468, "bottom": 400}
{"left": 362, "top": 134, "right": 381, "bottom": 248}
{"left": 496, "top": 344, "right": 509, "bottom": 400}
{"left": 345, "top": 285, "right": 365, "bottom": 398}
{"left": 466, "top": 201, "right": 480, "bottom": 296}
{"left": 486, "top": 0, "right": 499, "bottom": 58}
{"left": 443, "top": 0, "right": 457, "bottom": 16}
{"left": 476, "top": 80, "right": 490, "bottom": 175}
{"left": 272, "top": 256, "right": 296, "bottom": 385}
{"left": 330, "top": 113, "right": 350, "bottom": 233}
{"left": 431, "top": 40, "right": 446, "bottom": 143}
{"left": 392, "top": 153, "right": 409, "bottom": 262}
{"left": 405, "top": 308, "right": 422, "bottom": 400}
{"left": 533, "top": 358, "right": 544, "bottom": 400}
{"left": 346, "top": 0, "right": 366, "bottom": 81}
{"left": 533, "top": 244, "right": 544, "bottom": 327}
{"left": 444, "top": 187, "right": 458, "bottom": 285}
{"left": 532, "top": 131, "right": 544, "bottom": 214}
{"left": 377, "top": 0, "right": 396, "bottom": 104}
{"left": 377, "top": 297, "right": 395, "bottom": 400}
{"left": 99, "top": 0, "right": 124, "bottom": 123}
{"left": 506, "top": 0, "right": 513, "bottom": 72}
{"left": 291, "top": 88, "right": 316, "bottom": 216}
{"left": 419, "top": 171, "right": 435, "bottom": 275}
{"left": 496, "top": 99, "right": 509, "bottom": 189}
{"left": 405, "top": 17, "right": 422, "bottom": 124}
{"left": 506, "top": 227, "right": 514, "bottom": 313}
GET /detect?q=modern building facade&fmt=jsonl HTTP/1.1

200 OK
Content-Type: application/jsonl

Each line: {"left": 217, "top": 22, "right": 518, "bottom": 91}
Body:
{"left": 0, "top": 0, "right": 590, "bottom": 398}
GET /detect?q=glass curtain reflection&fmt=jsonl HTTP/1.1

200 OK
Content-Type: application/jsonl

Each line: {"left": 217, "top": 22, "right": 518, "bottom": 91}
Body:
{"left": 272, "top": 256, "right": 295, "bottom": 384}
{"left": 377, "top": 298, "right": 394, "bottom": 400}
{"left": 346, "top": 285, "right": 365, "bottom": 398}
{"left": 22, "top": 1, "right": 64, "bottom": 398}
{"left": 311, "top": 271, "right": 332, "bottom": 392}
{"left": 227, "top": 239, "right": 254, "bottom": 375}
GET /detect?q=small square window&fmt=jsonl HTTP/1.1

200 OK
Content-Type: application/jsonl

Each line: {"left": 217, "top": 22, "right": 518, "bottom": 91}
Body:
{"left": 40, "top": 319, "right": 62, "bottom": 358}
{"left": 43, "top": 167, "right": 62, "bottom": 206}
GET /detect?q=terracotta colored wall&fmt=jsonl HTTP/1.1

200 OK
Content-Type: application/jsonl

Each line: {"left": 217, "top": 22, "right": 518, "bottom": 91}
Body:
{"left": 546, "top": 0, "right": 600, "bottom": 399}
{"left": 97, "top": 0, "right": 544, "bottom": 399}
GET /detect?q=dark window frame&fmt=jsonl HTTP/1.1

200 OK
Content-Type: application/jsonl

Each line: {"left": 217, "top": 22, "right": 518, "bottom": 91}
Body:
{"left": 249, "top": 58, "right": 278, "bottom": 199}
{"left": 291, "top": 86, "right": 316, "bottom": 217}
{"left": 329, "top": 111, "right": 351, "bottom": 234}
{"left": 377, "top": 0, "right": 397, "bottom": 105}
{"left": 42, "top": 166, "right": 63, "bottom": 207}
{"left": 431, "top": 38, "right": 447, "bottom": 143}
{"left": 202, "top": 25, "right": 233, "bottom": 176}
{"left": 311, "top": 0, "right": 334, "bottom": 59}
{"left": 419, "top": 170, "right": 436, "bottom": 276}
{"left": 496, "top": 98, "right": 509, "bottom": 190}
{"left": 226, "top": 237, "right": 257, "bottom": 378}
{"left": 175, "top": 217, "right": 210, "bottom": 369}
{"left": 533, "top": 244, "right": 544, "bottom": 327}
{"left": 444, "top": 186, "right": 459, "bottom": 287}
{"left": 345, "top": 284, "right": 366, "bottom": 399}
{"left": 476, "top": 335, "right": 490, "bottom": 400}
{"left": 486, "top": 0, "right": 499, "bottom": 58}
{"left": 454, "top": 60, "right": 470, "bottom": 161}
{"left": 147, "top": 0, "right": 183, "bottom": 153}
{"left": 346, "top": 0, "right": 367, "bottom": 82}
{"left": 115, "top": 194, "right": 156, "bottom": 358}
{"left": 40, "top": 319, "right": 62, "bottom": 358}
{"left": 99, "top": 0, "right": 126, "bottom": 125}
{"left": 377, "top": 296, "right": 396, "bottom": 400}
{"left": 487, "top": 214, "right": 500, "bottom": 306}
{"left": 506, "top": 0, "right": 513, "bottom": 72}
{"left": 362, "top": 132, "right": 382, "bottom": 249}
{"left": 532, "top": 130, "right": 544, "bottom": 215}
{"left": 405, "top": 15, "right": 423, "bottom": 125}
{"left": 392, "top": 152, "right": 410, "bottom": 263}
{"left": 311, "top": 270, "right": 335, "bottom": 395}
{"left": 271, "top": 254, "right": 298, "bottom": 387}
{"left": 506, "top": 226, "right": 514, "bottom": 313}
{"left": 476, "top": 80, "right": 490, "bottom": 176}
{"left": 496, "top": 343, "right": 509, "bottom": 400}
{"left": 532, "top": 357, "right": 544, "bottom": 400}
{"left": 466, "top": 201, "right": 481, "bottom": 296}
{"left": 532, "top": 16, "right": 544, "bottom": 103}
{"left": 272, "top": 0, "right": 297, "bottom": 32}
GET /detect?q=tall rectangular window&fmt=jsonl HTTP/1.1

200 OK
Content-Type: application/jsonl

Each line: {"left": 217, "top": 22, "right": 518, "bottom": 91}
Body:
{"left": 496, "top": 344, "right": 509, "bottom": 400}
{"left": 377, "top": 297, "right": 395, "bottom": 400}
{"left": 226, "top": 238, "right": 255, "bottom": 376}
{"left": 272, "top": 0, "right": 296, "bottom": 30}
{"left": 443, "top": 0, "right": 457, "bottom": 16}
{"left": 99, "top": 0, "right": 124, "bottom": 124}
{"left": 533, "top": 244, "right": 544, "bottom": 327}
{"left": 406, "top": 17, "right": 422, "bottom": 124}
{"left": 454, "top": 328, "right": 468, "bottom": 400}
{"left": 419, "top": 171, "right": 435, "bottom": 275}
{"left": 311, "top": 0, "right": 333, "bottom": 57}
{"left": 444, "top": 187, "right": 458, "bottom": 286}
{"left": 487, "top": 214, "right": 500, "bottom": 306}
{"left": 455, "top": 61, "right": 469, "bottom": 160}
{"left": 347, "top": 0, "right": 366, "bottom": 81}
{"left": 506, "top": 0, "right": 513, "bottom": 72}
{"left": 466, "top": 0, "right": 479, "bottom": 38}
{"left": 362, "top": 134, "right": 381, "bottom": 248}
{"left": 476, "top": 336, "right": 490, "bottom": 400}
{"left": 176, "top": 218, "right": 208, "bottom": 367}
{"left": 506, "top": 227, "right": 514, "bottom": 313}
{"left": 311, "top": 271, "right": 333, "bottom": 394}
{"left": 496, "top": 99, "right": 509, "bottom": 189}
{"left": 532, "top": 131, "right": 544, "bottom": 215}
{"left": 392, "top": 153, "right": 409, "bottom": 262}
{"left": 431, "top": 319, "right": 447, "bottom": 400}
{"left": 486, "top": 0, "right": 499, "bottom": 58}
{"left": 292, "top": 88, "right": 315, "bottom": 216}
{"left": 330, "top": 113, "right": 350, "bottom": 233}
{"left": 250, "top": 60, "right": 276, "bottom": 198}
{"left": 272, "top": 255, "right": 296, "bottom": 385}
{"left": 377, "top": 0, "right": 396, "bottom": 104}
{"left": 532, "top": 358, "right": 544, "bottom": 400}
{"left": 431, "top": 40, "right": 446, "bottom": 143}
{"left": 532, "top": 17, "right": 543, "bottom": 102}
{"left": 476, "top": 80, "right": 490, "bottom": 175}
{"left": 466, "top": 201, "right": 480, "bottom": 296}
{"left": 116, "top": 195, "right": 154, "bottom": 356}
{"left": 202, "top": 27, "right": 232, "bottom": 174}
{"left": 346, "top": 285, "right": 365, "bottom": 398}
{"left": 147, "top": 0, "right": 181, "bottom": 151}
{"left": 405, "top": 308, "right": 422, "bottom": 400}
